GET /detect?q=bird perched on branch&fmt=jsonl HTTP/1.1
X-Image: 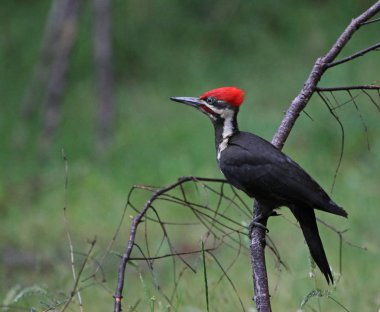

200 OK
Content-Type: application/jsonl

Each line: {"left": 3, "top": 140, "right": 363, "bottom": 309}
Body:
{"left": 171, "top": 86, "right": 348, "bottom": 284}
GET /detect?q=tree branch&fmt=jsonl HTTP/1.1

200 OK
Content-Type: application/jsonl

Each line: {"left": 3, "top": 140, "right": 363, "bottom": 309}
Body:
{"left": 326, "top": 42, "right": 380, "bottom": 68}
{"left": 316, "top": 85, "right": 380, "bottom": 92}
{"left": 114, "top": 177, "right": 196, "bottom": 312}
{"left": 113, "top": 176, "right": 230, "bottom": 312}
{"left": 360, "top": 16, "right": 380, "bottom": 25}
{"left": 250, "top": 2, "right": 380, "bottom": 312}
{"left": 271, "top": 0, "right": 380, "bottom": 150}
{"left": 250, "top": 204, "right": 271, "bottom": 311}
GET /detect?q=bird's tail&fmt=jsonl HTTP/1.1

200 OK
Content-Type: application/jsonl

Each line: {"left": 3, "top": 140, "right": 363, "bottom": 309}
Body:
{"left": 323, "top": 200, "right": 348, "bottom": 218}
{"left": 290, "top": 206, "right": 333, "bottom": 284}
{"left": 317, "top": 192, "right": 348, "bottom": 218}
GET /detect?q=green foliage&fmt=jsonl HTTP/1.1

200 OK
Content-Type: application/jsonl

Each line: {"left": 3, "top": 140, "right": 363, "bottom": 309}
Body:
{"left": 0, "top": 1, "right": 379, "bottom": 311}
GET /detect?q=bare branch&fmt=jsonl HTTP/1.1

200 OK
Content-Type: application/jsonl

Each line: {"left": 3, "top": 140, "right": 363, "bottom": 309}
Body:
{"left": 207, "top": 251, "right": 246, "bottom": 311}
{"left": 126, "top": 248, "right": 218, "bottom": 261}
{"left": 202, "top": 242, "right": 210, "bottom": 312}
{"left": 272, "top": 1, "right": 380, "bottom": 149}
{"left": 326, "top": 42, "right": 380, "bottom": 68}
{"left": 347, "top": 90, "right": 371, "bottom": 150}
{"left": 360, "top": 16, "right": 380, "bottom": 25}
{"left": 113, "top": 176, "right": 242, "bottom": 312}
{"left": 251, "top": 3, "right": 380, "bottom": 311}
{"left": 62, "top": 150, "right": 83, "bottom": 311}
{"left": 316, "top": 85, "right": 380, "bottom": 92}
{"left": 61, "top": 238, "right": 97, "bottom": 312}
{"left": 114, "top": 176, "right": 195, "bottom": 312}
{"left": 250, "top": 207, "right": 271, "bottom": 311}
{"left": 362, "top": 90, "right": 380, "bottom": 111}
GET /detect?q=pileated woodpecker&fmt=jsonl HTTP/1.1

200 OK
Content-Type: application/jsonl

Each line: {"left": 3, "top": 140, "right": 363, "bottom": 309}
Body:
{"left": 171, "top": 86, "right": 348, "bottom": 284}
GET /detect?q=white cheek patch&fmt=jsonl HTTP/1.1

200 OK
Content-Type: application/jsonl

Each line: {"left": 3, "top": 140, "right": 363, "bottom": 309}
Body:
{"left": 203, "top": 103, "right": 224, "bottom": 115}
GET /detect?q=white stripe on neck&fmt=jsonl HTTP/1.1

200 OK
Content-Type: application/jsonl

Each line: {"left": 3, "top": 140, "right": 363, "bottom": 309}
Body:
{"left": 217, "top": 110, "right": 234, "bottom": 160}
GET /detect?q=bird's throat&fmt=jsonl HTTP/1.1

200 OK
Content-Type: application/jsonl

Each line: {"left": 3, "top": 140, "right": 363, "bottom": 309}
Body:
{"left": 214, "top": 113, "right": 238, "bottom": 160}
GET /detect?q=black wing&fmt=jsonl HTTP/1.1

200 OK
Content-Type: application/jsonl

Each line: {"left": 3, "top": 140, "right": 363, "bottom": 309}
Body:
{"left": 219, "top": 132, "right": 346, "bottom": 216}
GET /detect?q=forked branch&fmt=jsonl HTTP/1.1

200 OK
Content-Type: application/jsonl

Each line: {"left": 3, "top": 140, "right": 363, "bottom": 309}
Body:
{"left": 251, "top": 2, "right": 380, "bottom": 312}
{"left": 272, "top": 1, "right": 380, "bottom": 149}
{"left": 114, "top": 177, "right": 237, "bottom": 312}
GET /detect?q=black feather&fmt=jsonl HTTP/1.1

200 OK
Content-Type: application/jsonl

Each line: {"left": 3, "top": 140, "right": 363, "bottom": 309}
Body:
{"left": 290, "top": 205, "right": 334, "bottom": 284}
{"left": 218, "top": 131, "right": 346, "bottom": 283}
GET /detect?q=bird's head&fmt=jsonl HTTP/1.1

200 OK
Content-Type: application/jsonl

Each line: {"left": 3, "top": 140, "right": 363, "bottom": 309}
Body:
{"left": 170, "top": 86, "right": 244, "bottom": 121}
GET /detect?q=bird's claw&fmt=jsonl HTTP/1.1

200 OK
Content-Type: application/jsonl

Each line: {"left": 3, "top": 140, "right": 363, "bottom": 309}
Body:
{"left": 248, "top": 219, "right": 269, "bottom": 235}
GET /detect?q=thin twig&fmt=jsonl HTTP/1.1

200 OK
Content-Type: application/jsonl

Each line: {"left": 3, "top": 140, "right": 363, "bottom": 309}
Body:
{"left": 207, "top": 251, "right": 246, "bottom": 312}
{"left": 361, "top": 16, "right": 380, "bottom": 25}
{"left": 362, "top": 90, "right": 380, "bottom": 111}
{"left": 326, "top": 42, "right": 380, "bottom": 68}
{"left": 62, "top": 150, "right": 83, "bottom": 312}
{"left": 316, "top": 85, "right": 380, "bottom": 92}
{"left": 348, "top": 90, "right": 371, "bottom": 150}
{"left": 317, "top": 91, "right": 345, "bottom": 192}
{"left": 61, "top": 239, "right": 97, "bottom": 312}
{"left": 113, "top": 176, "right": 255, "bottom": 311}
{"left": 126, "top": 248, "right": 218, "bottom": 261}
{"left": 201, "top": 241, "right": 210, "bottom": 312}
{"left": 114, "top": 176, "right": 229, "bottom": 312}
{"left": 317, "top": 217, "right": 367, "bottom": 251}
{"left": 83, "top": 187, "right": 134, "bottom": 283}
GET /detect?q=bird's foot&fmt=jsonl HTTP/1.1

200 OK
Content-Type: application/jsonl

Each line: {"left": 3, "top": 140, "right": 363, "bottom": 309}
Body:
{"left": 248, "top": 217, "right": 269, "bottom": 235}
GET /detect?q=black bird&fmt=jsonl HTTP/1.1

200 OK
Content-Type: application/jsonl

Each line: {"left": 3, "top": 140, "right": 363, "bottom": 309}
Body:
{"left": 171, "top": 86, "right": 348, "bottom": 284}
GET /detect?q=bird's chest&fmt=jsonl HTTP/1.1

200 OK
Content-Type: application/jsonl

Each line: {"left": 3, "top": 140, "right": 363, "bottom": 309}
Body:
{"left": 217, "top": 149, "right": 254, "bottom": 197}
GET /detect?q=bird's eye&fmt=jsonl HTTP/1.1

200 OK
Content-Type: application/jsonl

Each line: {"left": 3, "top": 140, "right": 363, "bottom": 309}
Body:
{"left": 206, "top": 97, "right": 215, "bottom": 104}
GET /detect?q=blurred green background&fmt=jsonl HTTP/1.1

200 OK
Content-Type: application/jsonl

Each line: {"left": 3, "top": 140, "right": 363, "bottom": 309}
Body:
{"left": 1, "top": 0, "right": 379, "bottom": 311}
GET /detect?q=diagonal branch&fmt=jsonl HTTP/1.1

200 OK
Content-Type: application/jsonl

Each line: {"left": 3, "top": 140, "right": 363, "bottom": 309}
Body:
{"left": 250, "top": 2, "right": 380, "bottom": 312}
{"left": 113, "top": 176, "right": 196, "bottom": 312}
{"left": 113, "top": 176, "right": 233, "bottom": 312}
{"left": 271, "top": 0, "right": 380, "bottom": 150}
{"left": 326, "top": 42, "right": 380, "bottom": 68}
{"left": 360, "top": 16, "right": 380, "bottom": 25}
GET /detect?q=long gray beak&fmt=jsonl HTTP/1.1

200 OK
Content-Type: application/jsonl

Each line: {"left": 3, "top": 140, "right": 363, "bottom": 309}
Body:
{"left": 170, "top": 96, "right": 205, "bottom": 107}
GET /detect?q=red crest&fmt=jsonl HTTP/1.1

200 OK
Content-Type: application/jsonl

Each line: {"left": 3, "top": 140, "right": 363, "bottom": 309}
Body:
{"left": 199, "top": 87, "right": 245, "bottom": 107}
